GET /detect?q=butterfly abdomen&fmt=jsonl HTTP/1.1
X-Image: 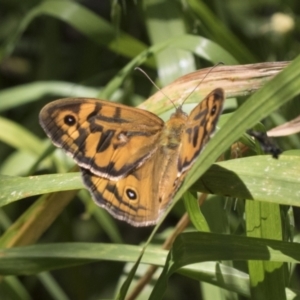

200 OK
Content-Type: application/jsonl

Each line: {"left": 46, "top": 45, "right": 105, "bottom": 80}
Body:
{"left": 154, "top": 113, "right": 189, "bottom": 210}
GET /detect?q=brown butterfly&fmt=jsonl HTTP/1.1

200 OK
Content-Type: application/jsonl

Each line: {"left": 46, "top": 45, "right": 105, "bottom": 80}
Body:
{"left": 39, "top": 88, "right": 224, "bottom": 226}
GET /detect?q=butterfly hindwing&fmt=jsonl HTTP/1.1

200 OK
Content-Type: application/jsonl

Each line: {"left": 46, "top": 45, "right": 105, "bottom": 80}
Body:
{"left": 81, "top": 153, "right": 163, "bottom": 226}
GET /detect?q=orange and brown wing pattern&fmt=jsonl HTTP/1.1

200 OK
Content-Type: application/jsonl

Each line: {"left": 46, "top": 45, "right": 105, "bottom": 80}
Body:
{"left": 178, "top": 88, "right": 224, "bottom": 175}
{"left": 39, "top": 98, "right": 164, "bottom": 179}
{"left": 81, "top": 153, "right": 162, "bottom": 226}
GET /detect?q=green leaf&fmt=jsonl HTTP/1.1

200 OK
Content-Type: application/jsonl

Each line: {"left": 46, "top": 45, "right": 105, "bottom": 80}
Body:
{"left": 2, "top": 153, "right": 300, "bottom": 208}
{"left": 187, "top": 0, "right": 256, "bottom": 63}
{"left": 183, "top": 192, "right": 210, "bottom": 232}
{"left": 144, "top": 0, "right": 196, "bottom": 85}
{"left": 246, "top": 201, "right": 286, "bottom": 300}
{"left": 198, "top": 155, "right": 300, "bottom": 205}
{"left": 0, "top": 117, "right": 42, "bottom": 155}
{"left": 150, "top": 231, "right": 300, "bottom": 299}
{"left": 0, "top": 243, "right": 167, "bottom": 275}
{"left": 101, "top": 34, "right": 237, "bottom": 99}
{"left": 4, "top": 0, "right": 153, "bottom": 67}
{"left": 0, "top": 173, "right": 82, "bottom": 207}
{"left": 0, "top": 82, "right": 99, "bottom": 112}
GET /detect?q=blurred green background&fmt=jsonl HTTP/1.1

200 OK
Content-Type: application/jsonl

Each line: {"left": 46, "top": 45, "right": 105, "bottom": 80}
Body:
{"left": 1, "top": 0, "right": 300, "bottom": 299}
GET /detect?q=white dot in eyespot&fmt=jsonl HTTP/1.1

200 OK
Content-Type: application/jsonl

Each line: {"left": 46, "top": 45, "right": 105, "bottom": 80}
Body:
{"left": 126, "top": 188, "right": 137, "bottom": 200}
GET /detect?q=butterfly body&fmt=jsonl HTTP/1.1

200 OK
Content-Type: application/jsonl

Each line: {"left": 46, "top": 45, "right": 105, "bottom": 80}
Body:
{"left": 40, "top": 88, "right": 224, "bottom": 226}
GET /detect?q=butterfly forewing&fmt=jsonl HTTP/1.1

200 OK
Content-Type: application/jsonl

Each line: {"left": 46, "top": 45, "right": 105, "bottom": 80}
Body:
{"left": 178, "top": 88, "right": 224, "bottom": 175}
{"left": 39, "top": 98, "right": 164, "bottom": 179}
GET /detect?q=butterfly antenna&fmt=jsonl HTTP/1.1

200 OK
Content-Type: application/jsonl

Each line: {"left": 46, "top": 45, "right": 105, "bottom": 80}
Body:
{"left": 134, "top": 67, "right": 177, "bottom": 109}
{"left": 182, "top": 62, "right": 224, "bottom": 105}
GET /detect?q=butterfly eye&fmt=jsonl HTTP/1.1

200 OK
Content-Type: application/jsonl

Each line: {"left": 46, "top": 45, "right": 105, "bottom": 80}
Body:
{"left": 210, "top": 105, "right": 217, "bottom": 116}
{"left": 126, "top": 188, "right": 137, "bottom": 200}
{"left": 64, "top": 114, "right": 76, "bottom": 126}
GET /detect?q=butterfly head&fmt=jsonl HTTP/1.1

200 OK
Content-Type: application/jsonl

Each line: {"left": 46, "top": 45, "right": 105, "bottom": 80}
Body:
{"left": 170, "top": 105, "right": 188, "bottom": 119}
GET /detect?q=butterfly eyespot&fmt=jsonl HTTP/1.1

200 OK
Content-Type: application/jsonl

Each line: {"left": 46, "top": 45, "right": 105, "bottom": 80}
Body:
{"left": 126, "top": 188, "right": 137, "bottom": 200}
{"left": 64, "top": 114, "right": 76, "bottom": 126}
{"left": 210, "top": 105, "right": 217, "bottom": 116}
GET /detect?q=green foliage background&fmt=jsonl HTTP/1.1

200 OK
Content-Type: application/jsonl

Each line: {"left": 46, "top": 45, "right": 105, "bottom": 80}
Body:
{"left": 1, "top": 1, "right": 300, "bottom": 299}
